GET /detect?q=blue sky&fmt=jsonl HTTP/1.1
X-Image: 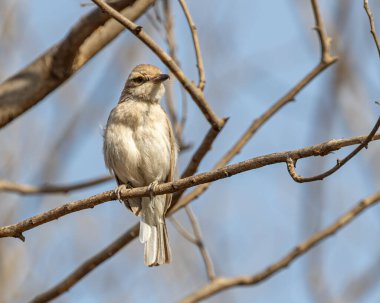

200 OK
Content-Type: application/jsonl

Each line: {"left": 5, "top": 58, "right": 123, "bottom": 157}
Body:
{"left": 1, "top": 1, "right": 380, "bottom": 302}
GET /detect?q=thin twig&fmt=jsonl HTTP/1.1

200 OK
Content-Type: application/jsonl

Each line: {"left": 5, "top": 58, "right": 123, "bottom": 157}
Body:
{"left": 310, "top": 0, "right": 336, "bottom": 63}
{"left": 91, "top": 0, "right": 224, "bottom": 130}
{"left": 286, "top": 116, "right": 380, "bottom": 182}
{"left": 171, "top": 60, "right": 337, "bottom": 213}
{"left": 170, "top": 216, "right": 197, "bottom": 243}
{"left": 1, "top": 132, "right": 379, "bottom": 241}
{"left": 26, "top": 1, "right": 338, "bottom": 299}
{"left": 0, "top": 176, "right": 112, "bottom": 195}
{"left": 364, "top": 0, "right": 380, "bottom": 59}
{"left": 185, "top": 206, "right": 216, "bottom": 281}
{"left": 179, "top": 191, "right": 380, "bottom": 303}
{"left": 178, "top": 0, "right": 206, "bottom": 90}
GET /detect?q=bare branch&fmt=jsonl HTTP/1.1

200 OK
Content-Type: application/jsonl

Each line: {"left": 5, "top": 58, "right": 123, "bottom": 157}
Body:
{"left": 310, "top": 0, "right": 336, "bottom": 63}
{"left": 185, "top": 206, "right": 216, "bottom": 281}
{"left": 0, "top": 0, "right": 154, "bottom": 128}
{"left": 0, "top": 176, "right": 112, "bottom": 195}
{"left": 364, "top": 0, "right": 380, "bottom": 58}
{"left": 171, "top": 208, "right": 216, "bottom": 281}
{"left": 180, "top": 191, "right": 380, "bottom": 303}
{"left": 1, "top": 132, "right": 379, "bottom": 240}
{"left": 30, "top": 225, "right": 139, "bottom": 303}
{"left": 171, "top": 60, "right": 337, "bottom": 213}
{"left": 91, "top": 0, "right": 224, "bottom": 130}
{"left": 286, "top": 116, "right": 380, "bottom": 182}
{"left": 170, "top": 216, "right": 197, "bottom": 243}
{"left": 178, "top": 0, "right": 206, "bottom": 90}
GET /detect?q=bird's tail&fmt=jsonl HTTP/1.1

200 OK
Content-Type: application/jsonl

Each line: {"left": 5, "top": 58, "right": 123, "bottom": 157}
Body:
{"left": 139, "top": 195, "right": 172, "bottom": 266}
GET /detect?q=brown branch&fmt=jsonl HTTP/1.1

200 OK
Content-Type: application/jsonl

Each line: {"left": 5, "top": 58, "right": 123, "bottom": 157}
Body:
{"left": 30, "top": 224, "right": 140, "bottom": 303}
{"left": 91, "top": 0, "right": 224, "bottom": 130}
{"left": 364, "top": 0, "right": 380, "bottom": 58}
{"left": 170, "top": 60, "right": 337, "bottom": 213}
{"left": 0, "top": 0, "right": 154, "bottom": 128}
{"left": 310, "top": 0, "right": 336, "bottom": 63}
{"left": 185, "top": 206, "right": 216, "bottom": 281}
{"left": 178, "top": 0, "right": 206, "bottom": 90}
{"left": 286, "top": 116, "right": 380, "bottom": 182}
{"left": 171, "top": 209, "right": 216, "bottom": 281}
{"left": 0, "top": 175, "right": 112, "bottom": 195}
{"left": 170, "top": 216, "right": 197, "bottom": 243}
{"left": 30, "top": 117, "right": 227, "bottom": 302}
{"left": 26, "top": 1, "right": 338, "bottom": 298}
{"left": 180, "top": 191, "right": 380, "bottom": 303}
{"left": 1, "top": 132, "right": 379, "bottom": 241}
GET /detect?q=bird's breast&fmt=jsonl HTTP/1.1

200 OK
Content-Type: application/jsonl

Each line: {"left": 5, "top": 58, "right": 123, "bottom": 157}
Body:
{"left": 104, "top": 101, "right": 171, "bottom": 187}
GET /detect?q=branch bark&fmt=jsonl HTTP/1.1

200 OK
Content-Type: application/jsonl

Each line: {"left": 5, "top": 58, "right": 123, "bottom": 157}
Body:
{"left": 286, "top": 116, "right": 380, "bottom": 182}
{"left": 0, "top": 175, "right": 111, "bottom": 195}
{"left": 180, "top": 191, "right": 380, "bottom": 302}
{"left": 91, "top": 0, "right": 224, "bottom": 130}
{"left": 364, "top": 0, "right": 380, "bottom": 58}
{"left": 1, "top": 132, "right": 379, "bottom": 241}
{"left": 0, "top": 0, "right": 154, "bottom": 128}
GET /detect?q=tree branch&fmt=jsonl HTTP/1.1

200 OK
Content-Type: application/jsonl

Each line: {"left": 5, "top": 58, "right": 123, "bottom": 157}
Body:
{"left": 286, "top": 116, "right": 380, "bottom": 182}
{"left": 0, "top": 175, "right": 112, "bottom": 195}
{"left": 0, "top": 0, "right": 154, "bottom": 128}
{"left": 310, "top": 0, "right": 336, "bottom": 63}
{"left": 1, "top": 132, "right": 379, "bottom": 241}
{"left": 91, "top": 0, "right": 224, "bottom": 130}
{"left": 180, "top": 191, "right": 380, "bottom": 302}
{"left": 178, "top": 0, "right": 206, "bottom": 90}
{"left": 364, "top": 0, "right": 380, "bottom": 58}
{"left": 30, "top": 224, "right": 139, "bottom": 303}
{"left": 185, "top": 206, "right": 216, "bottom": 281}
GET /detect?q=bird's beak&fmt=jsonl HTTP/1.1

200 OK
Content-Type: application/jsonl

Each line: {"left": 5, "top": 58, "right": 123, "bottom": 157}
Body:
{"left": 152, "top": 74, "right": 170, "bottom": 83}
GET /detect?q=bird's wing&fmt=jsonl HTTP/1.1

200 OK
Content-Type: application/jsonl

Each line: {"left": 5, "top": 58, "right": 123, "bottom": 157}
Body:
{"left": 164, "top": 114, "right": 177, "bottom": 211}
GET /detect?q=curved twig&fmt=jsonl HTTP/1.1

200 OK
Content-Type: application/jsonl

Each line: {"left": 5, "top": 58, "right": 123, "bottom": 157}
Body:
{"left": 286, "top": 116, "right": 380, "bottom": 183}
{"left": 1, "top": 132, "right": 379, "bottom": 241}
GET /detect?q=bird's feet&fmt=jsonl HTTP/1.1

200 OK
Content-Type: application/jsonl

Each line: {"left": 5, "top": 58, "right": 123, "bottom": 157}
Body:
{"left": 114, "top": 183, "right": 132, "bottom": 203}
{"left": 148, "top": 180, "right": 159, "bottom": 200}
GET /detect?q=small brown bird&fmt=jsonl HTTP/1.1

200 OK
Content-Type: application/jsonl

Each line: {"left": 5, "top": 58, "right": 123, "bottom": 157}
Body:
{"left": 103, "top": 64, "right": 177, "bottom": 266}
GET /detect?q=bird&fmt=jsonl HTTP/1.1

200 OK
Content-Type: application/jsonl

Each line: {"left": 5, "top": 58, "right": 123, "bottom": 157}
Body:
{"left": 103, "top": 64, "right": 177, "bottom": 266}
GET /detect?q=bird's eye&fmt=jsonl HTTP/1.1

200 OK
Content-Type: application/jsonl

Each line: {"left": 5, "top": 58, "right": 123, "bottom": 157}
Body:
{"left": 133, "top": 76, "right": 145, "bottom": 84}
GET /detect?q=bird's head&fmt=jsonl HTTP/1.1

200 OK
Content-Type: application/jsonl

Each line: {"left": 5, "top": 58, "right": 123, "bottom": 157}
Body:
{"left": 120, "top": 64, "right": 169, "bottom": 103}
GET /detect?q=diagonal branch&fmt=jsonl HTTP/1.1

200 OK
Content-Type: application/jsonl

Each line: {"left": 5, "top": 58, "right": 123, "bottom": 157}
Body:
{"left": 170, "top": 60, "right": 337, "bottom": 213}
{"left": 364, "top": 0, "right": 380, "bottom": 58}
{"left": 1, "top": 131, "right": 379, "bottom": 241}
{"left": 179, "top": 191, "right": 380, "bottom": 303}
{"left": 185, "top": 206, "right": 216, "bottom": 281}
{"left": 30, "top": 224, "right": 140, "bottom": 303}
{"left": 0, "top": 0, "right": 154, "bottom": 128}
{"left": 0, "top": 175, "right": 112, "bottom": 195}
{"left": 286, "top": 116, "right": 380, "bottom": 182}
{"left": 91, "top": 0, "right": 224, "bottom": 130}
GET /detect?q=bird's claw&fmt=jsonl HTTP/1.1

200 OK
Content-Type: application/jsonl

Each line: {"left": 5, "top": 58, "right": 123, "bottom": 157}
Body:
{"left": 148, "top": 180, "right": 159, "bottom": 200}
{"left": 115, "top": 183, "right": 132, "bottom": 203}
